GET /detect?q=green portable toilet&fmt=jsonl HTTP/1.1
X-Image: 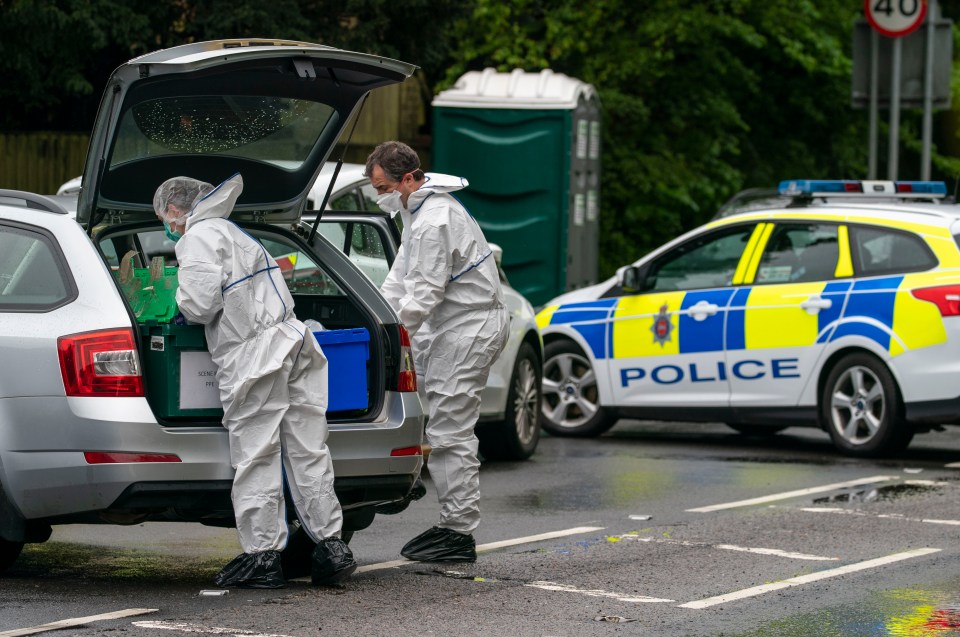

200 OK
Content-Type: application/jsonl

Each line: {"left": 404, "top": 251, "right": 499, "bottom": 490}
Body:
{"left": 432, "top": 68, "right": 601, "bottom": 307}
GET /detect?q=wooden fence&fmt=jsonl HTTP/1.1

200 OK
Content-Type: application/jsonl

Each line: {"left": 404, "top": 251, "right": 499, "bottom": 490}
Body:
{"left": 0, "top": 73, "right": 428, "bottom": 195}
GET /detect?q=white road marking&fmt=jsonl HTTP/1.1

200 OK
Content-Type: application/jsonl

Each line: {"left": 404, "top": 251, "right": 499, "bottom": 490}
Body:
{"left": 685, "top": 475, "right": 900, "bottom": 513}
{"left": 800, "top": 506, "right": 960, "bottom": 526}
{"left": 133, "top": 621, "right": 293, "bottom": 636}
{"left": 348, "top": 526, "right": 605, "bottom": 575}
{"left": 0, "top": 608, "right": 157, "bottom": 637}
{"left": 944, "top": 461, "right": 960, "bottom": 469}
{"left": 679, "top": 548, "right": 941, "bottom": 609}
{"left": 525, "top": 581, "right": 674, "bottom": 603}
{"left": 713, "top": 544, "right": 837, "bottom": 561}
{"left": 613, "top": 534, "right": 837, "bottom": 561}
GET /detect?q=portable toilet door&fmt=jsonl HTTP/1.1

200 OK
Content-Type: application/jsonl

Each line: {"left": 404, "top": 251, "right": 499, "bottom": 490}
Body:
{"left": 432, "top": 68, "right": 601, "bottom": 307}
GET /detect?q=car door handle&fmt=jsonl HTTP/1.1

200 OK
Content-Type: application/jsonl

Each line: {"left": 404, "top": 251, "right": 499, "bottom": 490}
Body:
{"left": 688, "top": 300, "right": 719, "bottom": 322}
{"left": 800, "top": 295, "right": 832, "bottom": 315}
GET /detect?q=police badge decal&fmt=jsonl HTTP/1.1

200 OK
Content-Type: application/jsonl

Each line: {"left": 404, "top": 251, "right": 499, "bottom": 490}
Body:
{"left": 650, "top": 304, "right": 673, "bottom": 347}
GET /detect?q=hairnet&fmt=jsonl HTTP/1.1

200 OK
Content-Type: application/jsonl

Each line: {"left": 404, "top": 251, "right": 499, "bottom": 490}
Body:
{"left": 153, "top": 177, "right": 214, "bottom": 223}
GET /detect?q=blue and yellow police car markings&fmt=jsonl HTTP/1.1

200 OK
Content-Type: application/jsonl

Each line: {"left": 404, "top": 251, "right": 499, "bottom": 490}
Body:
{"left": 678, "top": 289, "right": 734, "bottom": 354}
{"left": 835, "top": 226, "right": 854, "bottom": 278}
{"left": 540, "top": 299, "right": 618, "bottom": 360}
{"left": 741, "top": 282, "right": 827, "bottom": 350}
{"left": 732, "top": 223, "right": 770, "bottom": 285}
{"left": 611, "top": 292, "right": 684, "bottom": 359}
{"left": 831, "top": 276, "right": 902, "bottom": 351}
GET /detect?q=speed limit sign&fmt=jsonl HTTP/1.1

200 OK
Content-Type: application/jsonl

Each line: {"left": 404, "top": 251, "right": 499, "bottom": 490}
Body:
{"left": 865, "top": 0, "right": 928, "bottom": 37}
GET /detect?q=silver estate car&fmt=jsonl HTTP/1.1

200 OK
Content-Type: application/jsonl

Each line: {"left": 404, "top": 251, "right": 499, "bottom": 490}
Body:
{"left": 0, "top": 40, "right": 425, "bottom": 575}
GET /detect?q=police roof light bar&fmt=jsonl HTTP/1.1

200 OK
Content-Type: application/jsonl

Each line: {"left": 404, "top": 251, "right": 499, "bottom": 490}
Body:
{"left": 778, "top": 180, "right": 947, "bottom": 199}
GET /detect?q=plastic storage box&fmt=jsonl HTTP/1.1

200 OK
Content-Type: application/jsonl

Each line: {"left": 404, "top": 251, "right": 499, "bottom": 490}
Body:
{"left": 141, "top": 323, "right": 222, "bottom": 419}
{"left": 314, "top": 328, "right": 370, "bottom": 412}
{"left": 141, "top": 325, "right": 371, "bottom": 419}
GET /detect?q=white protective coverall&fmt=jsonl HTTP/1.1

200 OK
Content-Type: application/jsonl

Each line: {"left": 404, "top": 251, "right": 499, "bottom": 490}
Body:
{"left": 380, "top": 173, "right": 509, "bottom": 534}
{"left": 170, "top": 173, "right": 343, "bottom": 553}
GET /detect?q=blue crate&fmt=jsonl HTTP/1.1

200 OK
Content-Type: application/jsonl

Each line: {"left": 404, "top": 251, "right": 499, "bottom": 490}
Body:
{"left": 313, "top": 328, "right": 370, "bottom": 411}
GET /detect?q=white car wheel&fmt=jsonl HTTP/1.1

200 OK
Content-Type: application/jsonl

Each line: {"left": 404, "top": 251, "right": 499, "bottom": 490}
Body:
{"left": 478, "top": 342, "right": 541, "bottom": 461}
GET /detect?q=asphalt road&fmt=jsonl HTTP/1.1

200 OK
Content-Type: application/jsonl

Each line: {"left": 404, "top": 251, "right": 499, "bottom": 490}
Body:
{"left": 3, "top": 420, "right": 960, "bottom": 637}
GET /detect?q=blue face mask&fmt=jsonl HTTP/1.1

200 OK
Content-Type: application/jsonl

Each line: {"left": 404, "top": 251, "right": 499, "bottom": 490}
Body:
{"left": 164, "top": 222, "right": 183, "bottom": 243}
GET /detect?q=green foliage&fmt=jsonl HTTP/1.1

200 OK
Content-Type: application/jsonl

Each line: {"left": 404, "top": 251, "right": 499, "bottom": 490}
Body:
{"left": 444, "top": 0, "right": 893, "bottom": 275}
{"left": 3, "top": 0, "right": 959, "bottom": 277}
{"left": 0, "top": 0, "right": 469, "bottom": 130}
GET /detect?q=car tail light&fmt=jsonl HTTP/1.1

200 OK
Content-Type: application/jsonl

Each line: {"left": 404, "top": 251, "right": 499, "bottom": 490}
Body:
{"left": 397, "top": 325, "right": 417, "bottom": 392}
{"left": 58, "top": 328, "right": 143, "bottom": 397}
{"left": 911, "top": 285, "right": 960, "bottom": 317}
{"left": 84, "top": 452, "right": 180, "bottom": 464}
{"left": 390, "top": 446, "right": 422, "bottom": 457}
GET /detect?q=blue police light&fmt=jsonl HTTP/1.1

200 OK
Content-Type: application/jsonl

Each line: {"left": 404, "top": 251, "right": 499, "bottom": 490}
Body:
{"left": 778, "top": 179, "right": 947, "bottom": 198}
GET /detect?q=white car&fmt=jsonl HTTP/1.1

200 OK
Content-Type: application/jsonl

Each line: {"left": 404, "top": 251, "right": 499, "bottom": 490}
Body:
{"left": 270, "top": 161, "right": 544, "bottom": 461}
{"left": 537, "top": 179, "right": 960, "bottom": 457}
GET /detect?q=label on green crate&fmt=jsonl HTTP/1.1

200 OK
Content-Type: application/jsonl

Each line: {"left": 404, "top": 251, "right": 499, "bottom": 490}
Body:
{"left": 150, "top": 336, "right": 165, "bottom": 352}
{"left": 179, "top": 351, "right": 221, "bottom": 410}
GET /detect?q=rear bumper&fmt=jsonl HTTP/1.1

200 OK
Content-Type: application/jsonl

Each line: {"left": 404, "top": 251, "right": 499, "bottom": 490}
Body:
{"left": 0, "top": 391, "right": 423, "bottom": 522}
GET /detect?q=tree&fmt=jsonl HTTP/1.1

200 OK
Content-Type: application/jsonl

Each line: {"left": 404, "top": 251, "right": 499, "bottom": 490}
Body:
{"left": 0, "top": 0, "right": 469, "bottom": 132}
{"left": 441, "top": 0, "right": 957, "bottom": 276}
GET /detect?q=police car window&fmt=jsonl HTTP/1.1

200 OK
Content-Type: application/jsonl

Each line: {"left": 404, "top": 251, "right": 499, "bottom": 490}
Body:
{"left": 756, "top": 224, "right": 839, "bottom": 284}
{"left": 852, "top": 226, "right": 936, "bottom": 275}
{"left": 0, "top": 223, "right": 74, "bottom": 310}
{"left": 643, "top": 225, "right": 754, "bottom": 292}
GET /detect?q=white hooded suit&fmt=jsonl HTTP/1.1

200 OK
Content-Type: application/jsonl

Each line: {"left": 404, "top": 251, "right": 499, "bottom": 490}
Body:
{"left": 380, "top": 173, "right": 508, "bottom": 534}
{"left": 168, "top": 174, "right": 343, "bottom": 553}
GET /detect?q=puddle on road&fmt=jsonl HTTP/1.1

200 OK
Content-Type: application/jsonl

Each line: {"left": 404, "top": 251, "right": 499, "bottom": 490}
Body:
{"left": 731, "top": 585, "right": 960, "bottom": 636}
{"left": 813, "top": 483, "right": 942, "bottom": 504}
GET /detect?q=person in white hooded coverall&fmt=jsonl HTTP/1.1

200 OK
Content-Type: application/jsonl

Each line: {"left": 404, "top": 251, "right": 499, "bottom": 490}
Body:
{"left": 153, "top": 173, "right": 356, "bottom": 588}
{"left": 366, "top": 142, "right": 508, "bottom": 562}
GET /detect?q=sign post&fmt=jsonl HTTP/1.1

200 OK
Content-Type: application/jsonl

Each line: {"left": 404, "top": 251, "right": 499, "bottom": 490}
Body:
{"left": 864, "top": 0, "right": 928, "bottom": 180}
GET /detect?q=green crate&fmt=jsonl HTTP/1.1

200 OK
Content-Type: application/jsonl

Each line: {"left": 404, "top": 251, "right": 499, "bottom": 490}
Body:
{"left": 142, "top": 324, "right": 223, "bottom": 420}
{"left": 114, "top": 254, "right": 180, "bottom": 324}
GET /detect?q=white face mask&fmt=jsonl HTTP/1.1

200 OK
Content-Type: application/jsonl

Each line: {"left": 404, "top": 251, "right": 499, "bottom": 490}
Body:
{"left": 377, "top": 190, "right": 403, "bottom": 217}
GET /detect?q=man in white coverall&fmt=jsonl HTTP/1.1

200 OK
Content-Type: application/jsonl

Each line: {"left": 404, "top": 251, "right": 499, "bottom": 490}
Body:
{"left": 366, "top": 141, "right": 509, "bottom": 562}
{"left": 153, "top": 174, "right": 356, "bottom": 588}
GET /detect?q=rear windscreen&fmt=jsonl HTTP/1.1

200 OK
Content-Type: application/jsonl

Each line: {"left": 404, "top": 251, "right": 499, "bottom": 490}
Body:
{"left": 110, "top": 95, "right": 336, "bottom": 171}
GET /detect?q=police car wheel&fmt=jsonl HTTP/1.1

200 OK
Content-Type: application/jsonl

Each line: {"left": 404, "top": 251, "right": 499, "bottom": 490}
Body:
{"left": 479, "top": 342, "right": 542, "bottom": 461}
{"left": 0, "top": 537, "right": 23, "bottom": 575}
{"left": 821, "top": 353, "right": 913, "bottom": 457}
{"left": 539, "top": 340, "right": 616, "bottom": 437}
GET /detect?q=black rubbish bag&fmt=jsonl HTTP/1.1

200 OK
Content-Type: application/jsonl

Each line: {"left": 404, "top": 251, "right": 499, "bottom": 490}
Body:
{"left": 400, "top": 526, "right": 476, "bottom": 563}
{"left": 311, "top": 538, "right": 357, "bottom": 585}
{"left": 213, "top": 550, "right": 286, "bottom": 589}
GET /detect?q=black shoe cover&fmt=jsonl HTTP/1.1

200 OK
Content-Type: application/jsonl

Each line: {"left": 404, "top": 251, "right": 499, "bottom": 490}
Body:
{"left": 376, "top": 477, "right": 428, "bottom": 515}
{"left": 401, "top": 526, "right": 477, "bottom": 562}
{"left": 311, "top": 538, "right": 357, "bottom": 585}
{"left": 213, "top": 551, "right": 285, "bottom": 589}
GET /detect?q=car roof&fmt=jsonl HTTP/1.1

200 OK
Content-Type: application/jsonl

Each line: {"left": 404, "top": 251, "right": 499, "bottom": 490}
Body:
{"left": 713, "top": 200, "right": 960, "bottom": 230}
{"left": 76, "top": 39, "right": 416, "bottom": 228}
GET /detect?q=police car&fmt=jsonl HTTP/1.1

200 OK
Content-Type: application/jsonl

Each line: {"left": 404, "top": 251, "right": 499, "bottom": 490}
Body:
{"left": 536, "top": 179, "right": 960, "bottom": 457}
